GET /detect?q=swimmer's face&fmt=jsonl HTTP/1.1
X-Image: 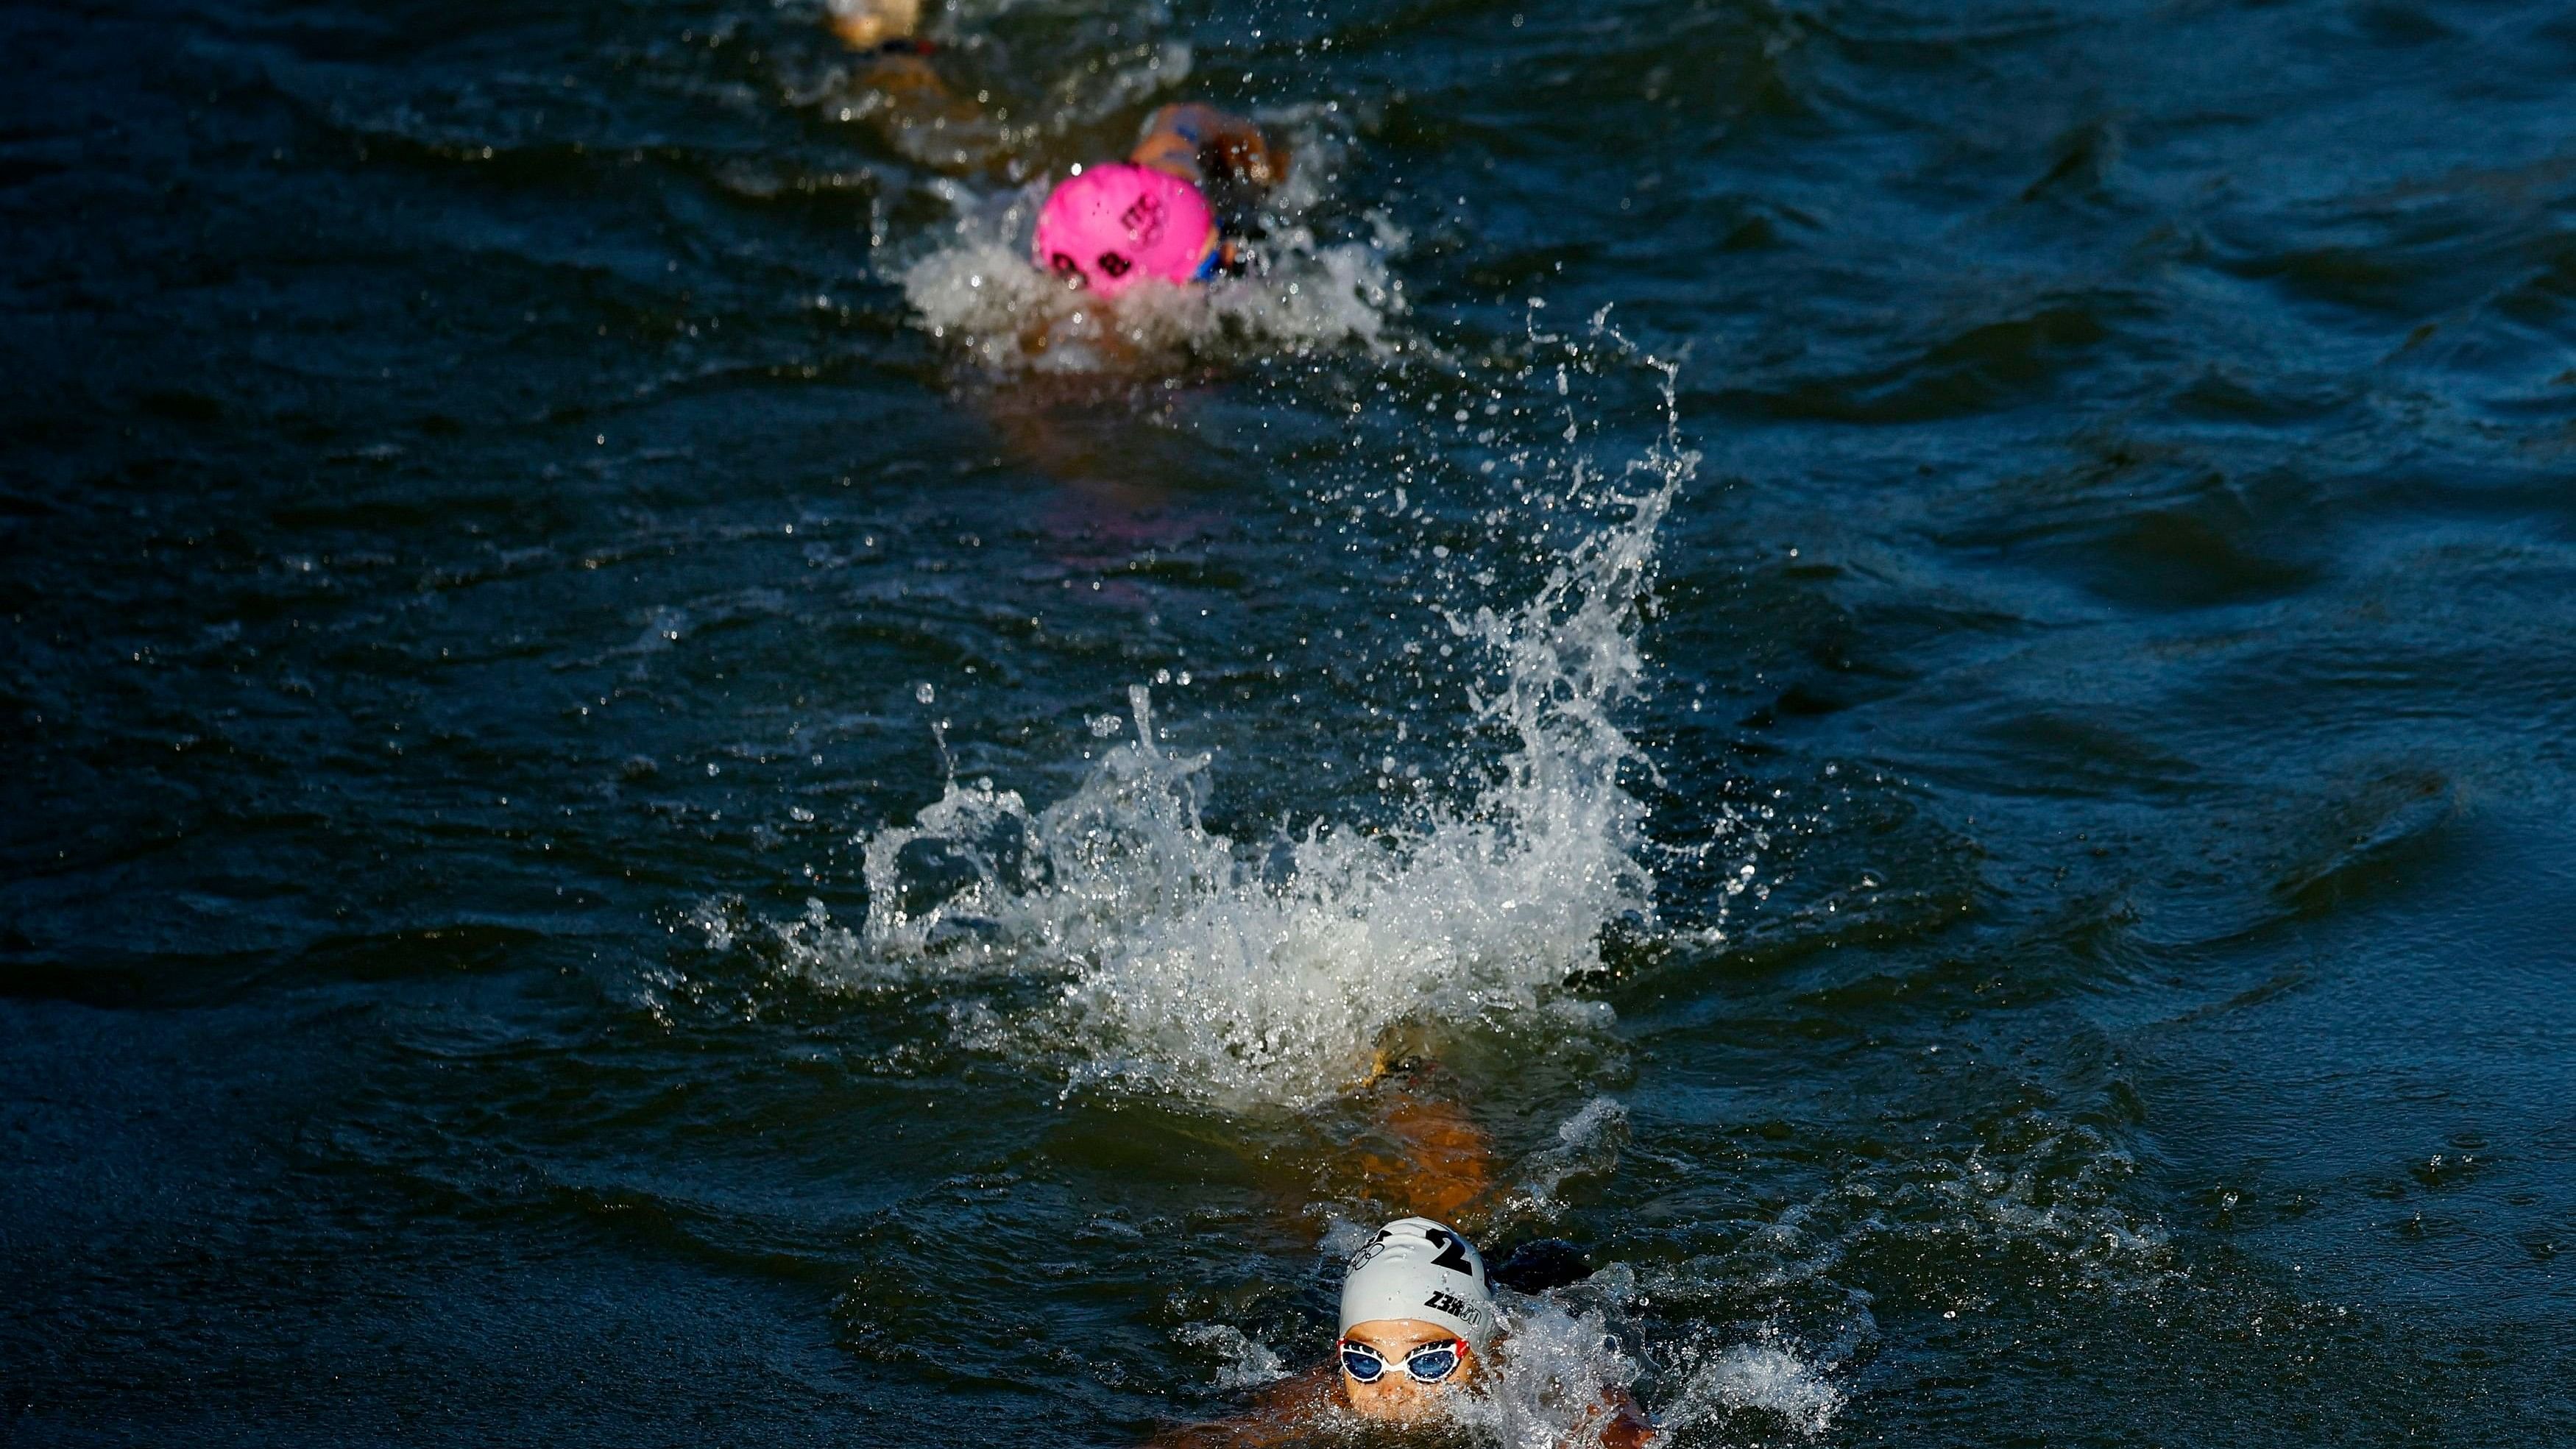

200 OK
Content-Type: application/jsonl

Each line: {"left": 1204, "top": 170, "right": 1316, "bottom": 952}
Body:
{"left": 1338, "top": 1317, "right": 1476, "bottom": 1423}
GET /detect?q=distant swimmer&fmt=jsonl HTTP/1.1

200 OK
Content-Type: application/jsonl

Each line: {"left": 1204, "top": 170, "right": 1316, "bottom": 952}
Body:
{"left": 825, "top": 0, "right": 920, "bottom": 51}
{"left": 826, "top": 0, "right": 1288, "bottom": 294}
{"left": 1147, "top": 1219, "right": 1655, "bottom": 1447}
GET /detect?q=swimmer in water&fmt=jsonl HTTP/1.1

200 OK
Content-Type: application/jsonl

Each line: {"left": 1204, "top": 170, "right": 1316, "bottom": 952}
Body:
{"left": 1029, "top": 103, "right": 1285, "bottom": 296}
{"left": 1148, "top": 1218, "right": 1656, "bottom": 1447}
{"left": 825, "top": 0, "right": 1288, "bottom": 294}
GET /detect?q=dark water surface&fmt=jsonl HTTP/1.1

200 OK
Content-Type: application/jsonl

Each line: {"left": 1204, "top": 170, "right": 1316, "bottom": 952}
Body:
{"left": 5, "top": 0, "right": 2573, "bottom": 1442}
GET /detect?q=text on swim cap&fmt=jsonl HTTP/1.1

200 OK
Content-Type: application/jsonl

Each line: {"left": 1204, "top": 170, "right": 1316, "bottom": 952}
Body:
{"left": 1119, "top": 193, "right": 1167, "bottom": 245}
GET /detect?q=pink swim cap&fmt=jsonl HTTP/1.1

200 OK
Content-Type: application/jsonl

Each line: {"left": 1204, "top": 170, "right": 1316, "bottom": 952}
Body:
{"left": 1032, "top": 163, "right": 1219, "bottom": 297}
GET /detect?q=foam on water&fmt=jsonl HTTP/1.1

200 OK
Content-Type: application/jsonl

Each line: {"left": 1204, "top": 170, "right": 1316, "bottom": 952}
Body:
{"left": 901, "top": 112, "right": 1411, "bottom": 372}
{"left": 759, "top": 360, "right": 1687, "bottom": 1108}
{"left": 1452, "top": 1275, "right": 1655, "bottom": 1448}
{"left": 1468, "top": 1273, "right": 1847, "bottom": 1446}
{"left": 1659, "top": 1338, "right": 1846, "bottom": 1438}
{"left": 1460, "top": 1262, "right": 1828, "bottom": 1448}
{"left": 1176, "top": 1322, "right": 1289, "bottom": 1390}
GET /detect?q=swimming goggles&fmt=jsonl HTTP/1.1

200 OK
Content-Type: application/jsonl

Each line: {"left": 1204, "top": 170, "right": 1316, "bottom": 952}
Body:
{"left": 1337, "top": 1336, "right": 1467, "bottom": 1385}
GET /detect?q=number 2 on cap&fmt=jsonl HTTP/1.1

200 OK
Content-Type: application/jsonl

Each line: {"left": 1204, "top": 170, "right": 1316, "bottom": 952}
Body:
{"left": 1425, "top": 1227, "right": 1474, "bottom": 1275}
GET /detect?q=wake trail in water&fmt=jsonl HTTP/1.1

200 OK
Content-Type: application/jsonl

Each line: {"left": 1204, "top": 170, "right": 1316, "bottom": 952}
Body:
{"left": 756, "top": 346, "right": 1691, "bottom": 1109}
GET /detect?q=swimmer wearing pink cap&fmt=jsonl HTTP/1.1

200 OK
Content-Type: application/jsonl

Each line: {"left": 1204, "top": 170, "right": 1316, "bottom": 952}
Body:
{"left": 1034, "top": 104, "right": 1287, "bottom": 297}
{"left": 818, "top": 7, "right": 1283, "bottom": 293}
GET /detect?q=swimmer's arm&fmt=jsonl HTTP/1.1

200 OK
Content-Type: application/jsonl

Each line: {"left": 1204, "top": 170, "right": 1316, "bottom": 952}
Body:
{"left": 1139, "top": 1364, "right": 1339, "bottom": 1448}
{"left": 1364, "top": 1088, "right": 1495, "bottom": 1223}
{"left": 1131, "top": 104, "right": 1289, "bottom": 188}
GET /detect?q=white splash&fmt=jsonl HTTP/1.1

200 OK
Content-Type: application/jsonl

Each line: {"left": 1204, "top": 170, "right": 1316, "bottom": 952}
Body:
{"left": 769, "top": 364, "right": 1688, "bottom": 1108}
{"left": 1177, "top": 1322, "right": 1289, "bottom": 1390}
{"left": 1453, "top": 1272, "right": 1652, "bottom": 1448}
{"left": 1661, "top": 1338, "right": 1845, "bottom": 1436}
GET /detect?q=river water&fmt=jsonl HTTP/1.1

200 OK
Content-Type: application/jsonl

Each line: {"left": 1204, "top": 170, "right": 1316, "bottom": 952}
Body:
{"left": 4, "top": 0, "right": 2572, "bottom": 1442}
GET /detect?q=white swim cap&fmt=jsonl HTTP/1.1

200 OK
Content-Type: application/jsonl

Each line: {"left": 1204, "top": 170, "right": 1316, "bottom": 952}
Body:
{"left": 1337, "top": 1217, "right": 1496, "bottom": 1347}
